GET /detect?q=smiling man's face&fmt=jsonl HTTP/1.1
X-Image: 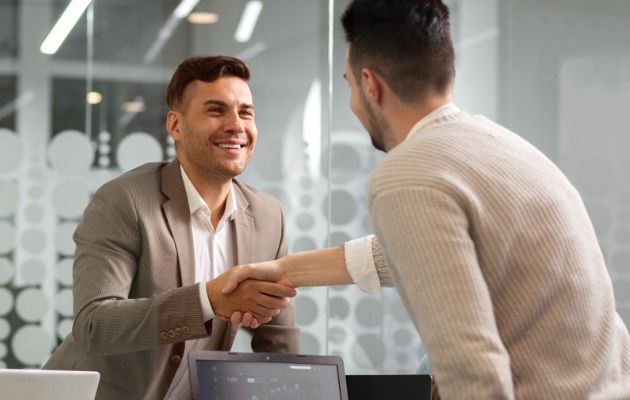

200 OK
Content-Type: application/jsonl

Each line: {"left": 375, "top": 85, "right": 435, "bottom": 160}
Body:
{"left": 168, "top": 76, "right": 257, "bottom": 181}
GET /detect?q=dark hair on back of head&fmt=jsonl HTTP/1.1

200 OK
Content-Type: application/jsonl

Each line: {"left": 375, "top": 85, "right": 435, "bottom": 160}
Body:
{"left": 166, "top": 55, "right": 250, "bottom": 109}
{"left": 341, "top": 0, "right": 454, "bottom": 103}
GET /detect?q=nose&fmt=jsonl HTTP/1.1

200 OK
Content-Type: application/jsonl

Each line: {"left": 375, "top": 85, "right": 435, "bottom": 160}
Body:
{"left": 224, "top": 110, "right": 245, "bottom": 134}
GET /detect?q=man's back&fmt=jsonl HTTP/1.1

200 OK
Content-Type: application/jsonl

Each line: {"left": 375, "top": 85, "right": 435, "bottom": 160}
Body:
{"left": 367, "top": 107, "right": 630, "bottom": 398}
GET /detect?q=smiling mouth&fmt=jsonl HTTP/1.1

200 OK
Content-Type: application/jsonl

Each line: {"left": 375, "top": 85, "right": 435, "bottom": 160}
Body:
{"left": 217, "top": 143, "right": 246, "bottom": 149}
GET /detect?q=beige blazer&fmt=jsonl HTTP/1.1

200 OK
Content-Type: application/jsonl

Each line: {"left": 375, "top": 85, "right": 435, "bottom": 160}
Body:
{"left": 44, "top": 160, "right": 299, "bottom": 400}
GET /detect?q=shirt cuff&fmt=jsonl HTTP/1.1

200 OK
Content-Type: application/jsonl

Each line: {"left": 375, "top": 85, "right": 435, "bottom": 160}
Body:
{"left": 198, "top": 282, "right": 215, "bottom": 322}
{"left": 344, "top": 235, "right": 380, "bottom": 294}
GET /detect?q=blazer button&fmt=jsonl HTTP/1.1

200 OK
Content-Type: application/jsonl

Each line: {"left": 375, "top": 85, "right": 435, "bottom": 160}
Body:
{"left": 168, "top": 330, "right": 176, "bottom": 338}
{"left": 182, "top": 326, "right": 190, "bottom": 335}
{"left": 170, "top": 355, "right": 182, "bottom": 366}
{"left": 160, "top": 331, "right": 168, "bottom": 340}
{"left": 174, "top": 327, "right": 182, "bottom": 336}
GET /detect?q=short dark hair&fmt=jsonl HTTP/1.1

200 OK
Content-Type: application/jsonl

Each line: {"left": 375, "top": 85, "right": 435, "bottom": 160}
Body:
{"left": 341, "top": 0, "right": 455, "bottom": 102}
{"left": 166, "top": 55, "right": 250, "bottom": 109}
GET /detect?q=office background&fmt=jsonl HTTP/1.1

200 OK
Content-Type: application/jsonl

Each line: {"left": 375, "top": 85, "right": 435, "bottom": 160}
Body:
{"left": 0, "top": 0, "right": 629, "bottom": 374}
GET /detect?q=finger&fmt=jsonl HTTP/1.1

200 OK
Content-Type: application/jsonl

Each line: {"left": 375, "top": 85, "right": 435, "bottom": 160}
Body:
{"left": 250, "top": 318, "right": 259, "bottom": 329}
{"left": 248, "top": 304, "right": 282, "bottom": 320}
{"left": 242, "top": 312, "right": 253, "bottom": 327}
{"left": 254, "top": 294, "right": 290, "bottom": 311}
{"left": 256, "top": 281, "right": 296, "bottom": 298}
{"left": 221, "top": 266, "right": 252, "bottom": 294}
{"left": 230, "top": 311, "right": 243, "bottom": 326}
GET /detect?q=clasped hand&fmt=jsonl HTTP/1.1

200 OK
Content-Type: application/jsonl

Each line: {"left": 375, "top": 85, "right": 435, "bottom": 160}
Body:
{"left": 207, "top": 261, "right": 294, "bottom": 328}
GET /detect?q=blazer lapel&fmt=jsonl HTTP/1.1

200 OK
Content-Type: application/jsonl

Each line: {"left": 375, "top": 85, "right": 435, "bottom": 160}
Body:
{"left": 233, "top": 182, "right": 254, "bottom": 266}
{"left": 161, "top": 160, "right": 195, "bottom": 287}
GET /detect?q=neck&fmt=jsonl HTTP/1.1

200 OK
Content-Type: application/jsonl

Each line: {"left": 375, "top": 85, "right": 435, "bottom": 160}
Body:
{"left": 180, "top": 161, "right": 232, "bottom": 228}
{"left": 385, "top": 93, "right": 453, "bottom": 149}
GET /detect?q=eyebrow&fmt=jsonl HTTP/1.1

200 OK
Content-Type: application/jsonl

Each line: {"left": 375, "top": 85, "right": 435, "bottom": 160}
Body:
{"left": 202, "top": 99, "right": 255, "bottom": 110}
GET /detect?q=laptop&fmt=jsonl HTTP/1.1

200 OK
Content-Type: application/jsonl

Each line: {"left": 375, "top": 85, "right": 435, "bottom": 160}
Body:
{"left": 189, "top": 350, "right": 348, "bottom": 400}
{"left": 0, "top": 369, "right": 100, "bottom": 400}
{"left": 346, "top": 374, "right": 432, "bottom": 400}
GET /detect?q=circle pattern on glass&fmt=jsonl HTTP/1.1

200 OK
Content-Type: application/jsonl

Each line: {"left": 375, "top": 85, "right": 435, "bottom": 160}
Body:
{"left": 262, "top": 187, "right": 291, "bottom": 215}
{"left": 328, "top": 326, "right": 347, "bottom": 344}
{"left": 296, "top": 212, "right": 315, "bottom": 231}
{"left": 55, "top": 289, "right": 74, "bottom": 317}
{"left": 28, "top": 186, "right": 44, "bottom": 199}
{"left": 329, "top": 231, "right": 352, "bottom": 247}
{"left": 57, "top": 319, "right": 73, "bottom": 339}
{"left": 291, "top": 236, "right": 316, "bottom": 253}
{"left": 11, "top": 325, "right": 52, "bottom": 365}
{"left": 55, "top": 222, "right": 78, "bottom": 256}
{"left": 322, "top": 143, "right": 362, "bottom": 184}
{"left": 47, "top": 130, "right": 94, "bottom": 174}
{"left": 0, "top": 318, "right": 9, "bottom": 340}
{"left": 351, "top": 334, "right": 386, "bottom": 368}
{"left": 323, "top": 190, "right": 358, "bottom": 225}
{"left": 52, "top": 181, "right": 90, "bottom": 219}
{"left": 394, "top": 328, "right": 413, "bottom": 346}
{"left": 24, "top": 204, "right": 44, "bottom": 224}
{"left": 299, "top": 331, "right": 320, "bottom": 355}
{"left": 329, "top": 297, "right": 350, "bottom": 320}
{"left": 116, "top": 132, "right": 163, "bottom": 172}
{"left": 21, "top": 258, "right": 46, "bottom": 285}
{"left": 16, "top": 288, "right": 48, "bottom": 322}
{"left": 0, "top": 129, "right": 23, "bottom": 173}
{"left": 390, "top": 300, "right": 410, "bottom": 323}
{"left": 0, "top": 222, "right": 16, "bottom": 254}
{"left": 0, "top": 258, "right": 13, "bottom": 285}
{"left": 0, "top": 180, "right": 19, "bottom": 217}
{"left": 21, "top": 228, "right": 47, "bottom": 254}
{"left": 295, "top": 295, "right": 318, "bottom": 325}
{"left": 55, "top": 258, "right": 74, "bottom": 286}
{"left": 356, "top": 298, "right": 383, "bottom": 328}
{"left": 0, "top": 287, "right": 14, "bottom": 316}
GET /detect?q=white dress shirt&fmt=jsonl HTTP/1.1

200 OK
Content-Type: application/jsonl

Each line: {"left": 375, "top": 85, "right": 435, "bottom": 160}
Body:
{"left": 165, "top": 166, "right": 238, "bottom": 399}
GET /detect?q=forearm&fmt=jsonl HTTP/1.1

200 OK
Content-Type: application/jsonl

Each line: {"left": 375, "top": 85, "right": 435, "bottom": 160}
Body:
{"left": 73, "top": 284, "right": 209, "bottom": 355}
{"left": 279, "top": 245, "right": 353, "bottom": 287}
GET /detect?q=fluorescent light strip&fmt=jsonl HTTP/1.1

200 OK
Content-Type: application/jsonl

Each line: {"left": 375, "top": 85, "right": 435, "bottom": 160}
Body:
{"left": 235, "top": 1, "right": 263, "bottom": 43}
{"left": 40, "top": 0, "right": 93, "bottom": 55}
{"left": 142, "top": 0, "right": 200, "bottom": 64}
{"left": 173, "top": 0, "right": 200, "bottom": 18}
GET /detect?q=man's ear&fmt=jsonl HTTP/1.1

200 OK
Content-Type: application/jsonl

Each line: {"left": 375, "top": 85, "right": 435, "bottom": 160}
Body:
{"left": 361, "top": 68, "right": 384, "bottom": 103}
{"left": 166, "top": 110, "right": 181, "bottom": 141}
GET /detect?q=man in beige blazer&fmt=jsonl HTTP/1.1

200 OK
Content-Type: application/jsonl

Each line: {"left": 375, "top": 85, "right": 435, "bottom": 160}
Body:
{"left": 44, "top": 55, "right": 299, "bottom": 400}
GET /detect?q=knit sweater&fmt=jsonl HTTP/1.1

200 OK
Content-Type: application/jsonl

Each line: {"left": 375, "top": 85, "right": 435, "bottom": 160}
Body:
{"left": 367, "top": 105, "right": 630, "bottom": 399}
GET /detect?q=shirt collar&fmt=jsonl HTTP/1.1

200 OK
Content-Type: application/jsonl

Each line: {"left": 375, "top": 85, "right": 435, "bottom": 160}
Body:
{"left": 406, "top": 102, "right": 460, "bottom": 141}
{"left": 180, "top": 165, "right": 237, "bottom": 221}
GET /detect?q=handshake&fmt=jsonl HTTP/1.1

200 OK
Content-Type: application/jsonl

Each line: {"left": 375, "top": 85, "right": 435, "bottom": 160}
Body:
{"left": 205, "top": 259, "right": 296, "bottom": 329}
{"left": 205, "top": 245, "right": 351, "bottom": 328}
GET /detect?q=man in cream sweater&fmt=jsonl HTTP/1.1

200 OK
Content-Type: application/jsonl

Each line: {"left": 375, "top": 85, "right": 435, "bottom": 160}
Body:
{"left": 225, "top": 0, "right": 630, "bottom": 398}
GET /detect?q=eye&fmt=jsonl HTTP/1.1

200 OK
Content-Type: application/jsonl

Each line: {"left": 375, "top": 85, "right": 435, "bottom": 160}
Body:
{"left": 240, "top": 109, "right": 254, "bottom": 118}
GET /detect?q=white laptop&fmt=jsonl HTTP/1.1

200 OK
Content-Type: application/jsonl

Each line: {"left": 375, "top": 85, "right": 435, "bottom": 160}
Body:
{"left": 0, "top": 369, "right": 100, "bottom": 400}
{"left": 189, "top": 350, "right": 349, "bottom": 400}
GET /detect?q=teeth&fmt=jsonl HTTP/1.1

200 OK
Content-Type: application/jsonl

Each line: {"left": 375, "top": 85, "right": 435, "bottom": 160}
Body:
{"left": 218, "top": 144, "right": 241, "bottom": 149}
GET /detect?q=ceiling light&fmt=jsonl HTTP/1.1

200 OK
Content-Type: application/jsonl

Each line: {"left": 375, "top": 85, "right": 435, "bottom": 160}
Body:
{"left": 122, "top": 101, "right": 145, "bottom": 113}
{"left": 173, "top": 0, "right": 200, "bottom": 18}
{"left": 235, "top": 1, "right": 263, "bottom": 43}
{"left": 86, "top": 91, "right": 102, "bottom": 105}
{"left": 187, "top": 12, "right": 219, "bottom": 24}
{"left": 40, "top": 0, "right": 93, "bottom": 55}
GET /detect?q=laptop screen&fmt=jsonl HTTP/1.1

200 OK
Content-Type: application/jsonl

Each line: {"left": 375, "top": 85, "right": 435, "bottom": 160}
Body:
{"left": 189, "top": 350, "right": 348, "bottom": 400}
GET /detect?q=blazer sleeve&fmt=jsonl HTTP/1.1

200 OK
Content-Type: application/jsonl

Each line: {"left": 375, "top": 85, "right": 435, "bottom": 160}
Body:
{"left": 249, "top": 205, "right": 300, "bottom": 353}
{"left": 71, "top": 181, "right": 210, "bottom": 356}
